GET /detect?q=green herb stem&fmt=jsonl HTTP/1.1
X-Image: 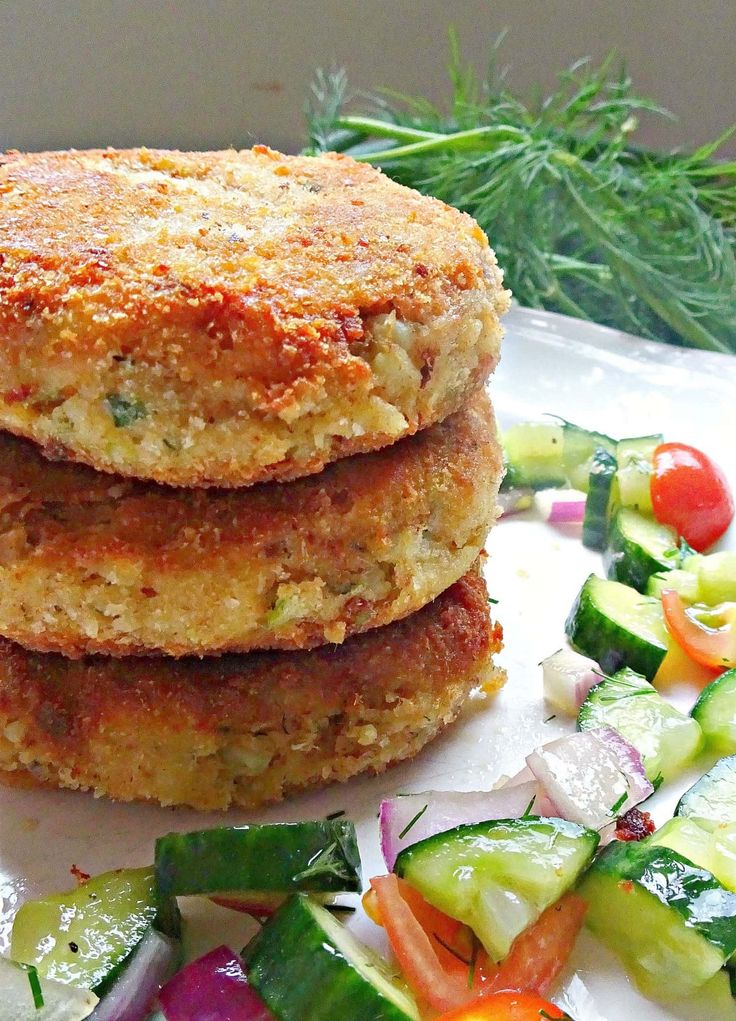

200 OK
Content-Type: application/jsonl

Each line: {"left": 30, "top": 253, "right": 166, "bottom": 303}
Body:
{"left": 305, "top": 37, "right": 736, "bottom": 353}
{"left": 563, "top": 175, "right": 732, "bottom": 354}
{"left": 346, "top": 124, "right": 528, "bottom": 164}
{"left": 336, "top": 116, "right": 437, "bottom": 143}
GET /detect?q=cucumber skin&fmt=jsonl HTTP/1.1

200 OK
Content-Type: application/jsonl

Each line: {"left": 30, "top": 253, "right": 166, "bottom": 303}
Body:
{"left": 604, "top": 512, "right": 679, "bottom": 593}
{"left": 155, "top": 821, "right": 362, "bottom": 899}
{"left": 691, "top": 670, "right": 736, "bottom": 755}
{"left": 582, "top": 448, "right": 617, "bottom": 552}
{"left": 501, "top": 462, "right": 564, "bottom": 492}
{"left": 563, "top": 424, "right": 616, "bottom": 492}
{"left": 243, "top": 895, "right": 418, "bottom": 1021}
{"left": 581, "top": 841, "right": 736, "bottom": 1000}
{"left": 394, "top": 816, "right": 599, "bottom": 875}
{"left": 586, "top": 841, "right": 736, "bottom": 958}
{"left": 565, "top": 575, "right": 667, "bottom": 681}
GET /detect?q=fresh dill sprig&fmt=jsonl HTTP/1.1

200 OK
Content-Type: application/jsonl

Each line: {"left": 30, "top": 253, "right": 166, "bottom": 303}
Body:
{"left": 305, "top": 33, "right": 736, "bottom": 353}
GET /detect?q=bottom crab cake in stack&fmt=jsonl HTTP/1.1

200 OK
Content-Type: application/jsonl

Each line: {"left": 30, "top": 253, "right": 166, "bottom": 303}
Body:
{"left": 0, "top": 393, "right": 501, "bottom": 657}
{"left": 0, "top": 566, "right": 502, "bottom": 811}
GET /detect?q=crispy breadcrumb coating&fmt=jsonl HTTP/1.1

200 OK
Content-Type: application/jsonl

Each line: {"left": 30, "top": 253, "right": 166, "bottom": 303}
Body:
{"left": 0, "top": 566, "right": 503, "bottom": 811}
{"left": 0, "top": 147, "right": 510, "bottom": 487}
{"left": 0, "top": 392, "right": 501, "bottom": 657}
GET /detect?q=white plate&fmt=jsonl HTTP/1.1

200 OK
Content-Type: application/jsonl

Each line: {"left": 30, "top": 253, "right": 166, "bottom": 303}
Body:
{"left": 1, "top": 306, "right": 734, "bottom": 1019}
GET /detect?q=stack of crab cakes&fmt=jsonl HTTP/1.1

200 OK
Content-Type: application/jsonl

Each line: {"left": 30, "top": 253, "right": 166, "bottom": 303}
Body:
{"left": 0, "top": 146, "right": 510, "bottom": 811}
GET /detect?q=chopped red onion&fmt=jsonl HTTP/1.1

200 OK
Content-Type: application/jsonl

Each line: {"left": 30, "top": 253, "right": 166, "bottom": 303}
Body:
{"left": 158, "top": 946, "right": 272, "bottom": 1021}
{"left": 533, "top": 790, "right": 561, "bottom": 817}
{"left": 499, "top": 767, "right": 557, "bottom": 815}
{"left": 548, "top": 499, "right": 586, "bottom": 523}
{"left": 90, "top": 928, "right": 179, "bottom": 1021}
{"left": 526, "top": 729, "right": 653, "bottom": 839}
{"left": 502, "top": 765, "right": 535, "bottom": 787}
{"left": 542, "top": 648, "right": 601, "bottom": 717}
{"left": 595, "top": 726, "right": 654, "bottom": 801}
{"left": 380, "top": 781, "right": 538, "bottom": 869}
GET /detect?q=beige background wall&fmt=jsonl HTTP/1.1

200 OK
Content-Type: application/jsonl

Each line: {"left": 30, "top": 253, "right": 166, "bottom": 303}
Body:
{"left": 1, "top": 0, "right": 734, "bottom": 155}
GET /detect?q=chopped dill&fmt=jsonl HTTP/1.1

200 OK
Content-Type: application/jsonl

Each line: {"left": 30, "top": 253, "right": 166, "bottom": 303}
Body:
{"left": 609, "top": 791, "right": 629, "bottom": 817}
{"left": 398, "top": 804, "right": 429, "bottom": 840}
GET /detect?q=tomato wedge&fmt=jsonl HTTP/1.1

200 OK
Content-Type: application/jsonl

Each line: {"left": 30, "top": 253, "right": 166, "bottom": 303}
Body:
{"left": 662, "top": 589, "right": 736, "bottom": 670}
{"left": 651, "top": 442, "right": 734, "bottom": 551}
{"left": 368, "top": 876, "right": 585, "bottom": 1011}
{"left": 436, "top": 991, "right": 569, "bottom": 1020}
{"left": 488, "top": 895, "right": 587, "bottom": 997}
{"left": 369, "top": 874, "right": 468, "bottom": 1012}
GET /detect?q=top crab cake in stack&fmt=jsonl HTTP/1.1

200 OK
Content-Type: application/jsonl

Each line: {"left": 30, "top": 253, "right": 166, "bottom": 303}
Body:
{"left": 0, "top": 146, "right": 508, "bottom": 488}
{"left": 0, "top": 146, "right": 509, "bottom": 810}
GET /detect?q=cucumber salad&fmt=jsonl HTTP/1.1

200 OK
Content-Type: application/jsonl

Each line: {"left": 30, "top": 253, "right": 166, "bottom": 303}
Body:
{"left": 2, "top": 420, "right": 734, "bottom": 1021}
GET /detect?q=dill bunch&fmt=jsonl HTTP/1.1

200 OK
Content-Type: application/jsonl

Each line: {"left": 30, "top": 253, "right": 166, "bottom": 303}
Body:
{"left": 305, "top": 36, "right": 736, "bottom": 353}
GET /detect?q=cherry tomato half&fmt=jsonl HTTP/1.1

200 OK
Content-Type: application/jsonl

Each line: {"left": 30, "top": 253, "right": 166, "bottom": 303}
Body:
{"left": 436, "top": 990, "right": 570, "bottom": 1020}
{"left": 651, "top": 443, "right": 734, "bottom": 551}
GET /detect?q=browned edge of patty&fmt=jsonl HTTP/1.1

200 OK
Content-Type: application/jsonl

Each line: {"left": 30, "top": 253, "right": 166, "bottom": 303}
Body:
{"left": 0, "top": 566, "right": 503, "bottom": 810}
{"left": 0, "top": 392, "right": 501, "bottom": 657}
{"left": 0, "top": 147, "right": 510, "bottom": 487}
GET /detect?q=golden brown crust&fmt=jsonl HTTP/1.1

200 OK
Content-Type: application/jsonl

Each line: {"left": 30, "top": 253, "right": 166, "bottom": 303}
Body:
{"left": 0, "top": 147, "right": 509, "bottom": 487}
{"left": 0, "top": 567, "right": 504, "bottom": 810}
{"left": 0, "top": 392, "right": 501, "bottom": 657}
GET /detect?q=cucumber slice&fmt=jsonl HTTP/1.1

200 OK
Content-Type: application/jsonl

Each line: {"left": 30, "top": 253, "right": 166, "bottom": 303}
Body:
{"left": 500, "top": 420, "right": 616, "bottom": 492}
{"left": 685, "top": 970, "right": 736, "bottom": 1021}
{"left": 155, "top": 821, "right": 361, "bottom": 902}
{"left": 677, "top": 756, "right": 736, "bottom": 826}
{"left": 577, "top": 667, "right": 703, "bottom": 782}
{"left": 243, "top": 894, "right": 419, "bottom": 1021}
{"left": 615, "top": 434, "right": 661, "bottom": 515}
{"left": 691, "top": 669, "right": 736, "bottom": 754}
{"left": 501, "top": 422, "right": 566, "bottom": 490}
{"left": 604, "top": 509, "right": 680, "bottom": 592}
{"left": 0, "top": 957, "right": 98, "bottom": 1021}
{"left": 565, "top": 574, "right": 669, "bottom": 680}
{"left": 11, "top": 867, "right": 179, "bottom": 995}
{"left": 648, "top": 816, "right": 718, "bottom": 872}
{"left": 581, "top": 840, "right": 736, "bottom": 1000}
{"left": 647, "top": 568, "right": 700, "bottom": 604}
{"left": 649, "top": 816, "right": 736, "bottom": 895}
{"left": 394, "top": 817, "right": 598, "bottom": 961}
{"left": 582, "top": 448, "right": 617, "bottom": 551}
{"left": 713, "top": 826, "right": 736, "bottom": 894}
{"left": 561, "top": 423, "right": 616, "bottom": 492}
{"left": 693, "top": 552, "right": 736, "bottom": 605}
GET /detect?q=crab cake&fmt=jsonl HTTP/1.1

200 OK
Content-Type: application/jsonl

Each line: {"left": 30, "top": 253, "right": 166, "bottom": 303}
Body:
{"left": 0, "top": 147, "right": 510, "bottom": 488}
{"left": 0, "top": 566, "right": 502, "bottom": 811}
{"left": 0, "top": 392, "right": 501, "bottom": 657}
